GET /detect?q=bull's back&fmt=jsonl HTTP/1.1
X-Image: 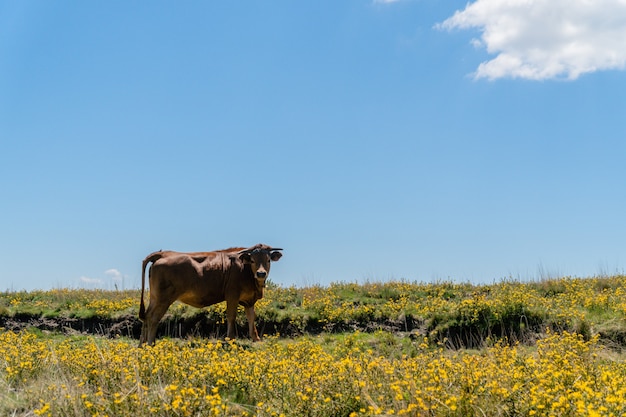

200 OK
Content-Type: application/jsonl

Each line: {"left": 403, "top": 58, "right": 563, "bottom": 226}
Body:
{"left": 150, "top": 253, "right": 232, "bottom": 308}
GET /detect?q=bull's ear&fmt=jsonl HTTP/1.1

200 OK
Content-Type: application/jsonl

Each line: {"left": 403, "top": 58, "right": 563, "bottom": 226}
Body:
{"left": 239, "top": 253, "right": 252, "bottom": 263}
{"left": 270, "top": 251, "right": 282, "bottom": 262}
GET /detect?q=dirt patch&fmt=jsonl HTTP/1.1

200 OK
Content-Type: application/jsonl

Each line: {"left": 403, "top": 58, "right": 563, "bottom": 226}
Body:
{"left": 3, "top": 314, "right": 623, "bottom": 350}
{"left": 0, "top": 315, "right": 142, "bottom": 338}
{"left": 0, "top": 314, "right": 424, "bottom": 341}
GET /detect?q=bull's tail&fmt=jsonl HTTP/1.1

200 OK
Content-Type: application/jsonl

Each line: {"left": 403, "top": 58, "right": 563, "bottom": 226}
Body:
{"left": 139, "top": 251, "right": 164, "bottom": 321}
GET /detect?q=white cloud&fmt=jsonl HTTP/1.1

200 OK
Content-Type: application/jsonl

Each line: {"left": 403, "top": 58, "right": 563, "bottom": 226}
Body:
{"left": 438, "top": 0, "right": 626, "bottom": 80}
{"left": 79, "top": 276, "right": 102, "bottom": 285}
{"left": 79, "top": 269, "right": 126, "bottom": 288}
{"left": 104, "top": 268, "right": 123, "bottom": 281}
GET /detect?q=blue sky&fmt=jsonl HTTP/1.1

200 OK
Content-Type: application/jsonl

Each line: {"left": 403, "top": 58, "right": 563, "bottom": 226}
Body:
{"left": 1, "top": 0, "right": 625, "bottom": 291}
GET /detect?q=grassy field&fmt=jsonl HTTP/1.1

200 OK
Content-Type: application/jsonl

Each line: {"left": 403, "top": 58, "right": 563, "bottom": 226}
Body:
{"left": 2, "top": 276, "right": 626, "bottom": 416}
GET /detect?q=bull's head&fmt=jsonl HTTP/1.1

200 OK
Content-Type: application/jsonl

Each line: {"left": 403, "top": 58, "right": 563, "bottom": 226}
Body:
{"left": 238, "top": 245, "right": 283, "bottom": 289}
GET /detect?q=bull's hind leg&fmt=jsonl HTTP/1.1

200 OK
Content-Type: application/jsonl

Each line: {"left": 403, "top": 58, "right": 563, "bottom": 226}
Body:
{"left": 225, "top": 298, "right": 239, "bottom": 340}
{"left": 139, "top": 321, "right": 148, "bottom": 346}
{"left": 139, "top": 299, "right": 173, "bottom": 346}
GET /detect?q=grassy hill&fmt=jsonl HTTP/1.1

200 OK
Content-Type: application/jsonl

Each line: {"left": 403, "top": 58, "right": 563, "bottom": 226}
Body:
{"left": 3, "top": 276, "right": 626, "bottom": 416}
{"left": 2, "top": 275, "right": 626, "bottom": 348}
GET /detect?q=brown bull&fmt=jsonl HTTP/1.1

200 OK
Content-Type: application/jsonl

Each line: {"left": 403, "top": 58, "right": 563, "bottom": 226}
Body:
{"left": 138, "top": 243, "right": 282, "bottom": 346}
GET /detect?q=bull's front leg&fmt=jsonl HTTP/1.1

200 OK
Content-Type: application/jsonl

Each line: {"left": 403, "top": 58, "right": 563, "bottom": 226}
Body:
{"left": 225, "top": 299, "right": 238, "bottom": 340}
{"left": 245, "top": 306, "right": 260, "bottom": 342}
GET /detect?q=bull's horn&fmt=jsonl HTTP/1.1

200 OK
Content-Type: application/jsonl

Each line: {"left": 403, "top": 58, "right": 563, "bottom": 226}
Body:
{"left": 238, "top": 247, "right": 283, "bottom": 254}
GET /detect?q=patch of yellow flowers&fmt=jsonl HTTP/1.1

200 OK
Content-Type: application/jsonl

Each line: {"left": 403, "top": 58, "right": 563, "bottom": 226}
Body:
{"left": 2, "top": 329, "right": 626, "bottom": 417}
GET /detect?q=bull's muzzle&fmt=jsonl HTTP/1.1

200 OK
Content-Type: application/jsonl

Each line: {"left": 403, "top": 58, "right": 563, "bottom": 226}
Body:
{"left": 256, "top": 271, "right": 267, "bottom": 279}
